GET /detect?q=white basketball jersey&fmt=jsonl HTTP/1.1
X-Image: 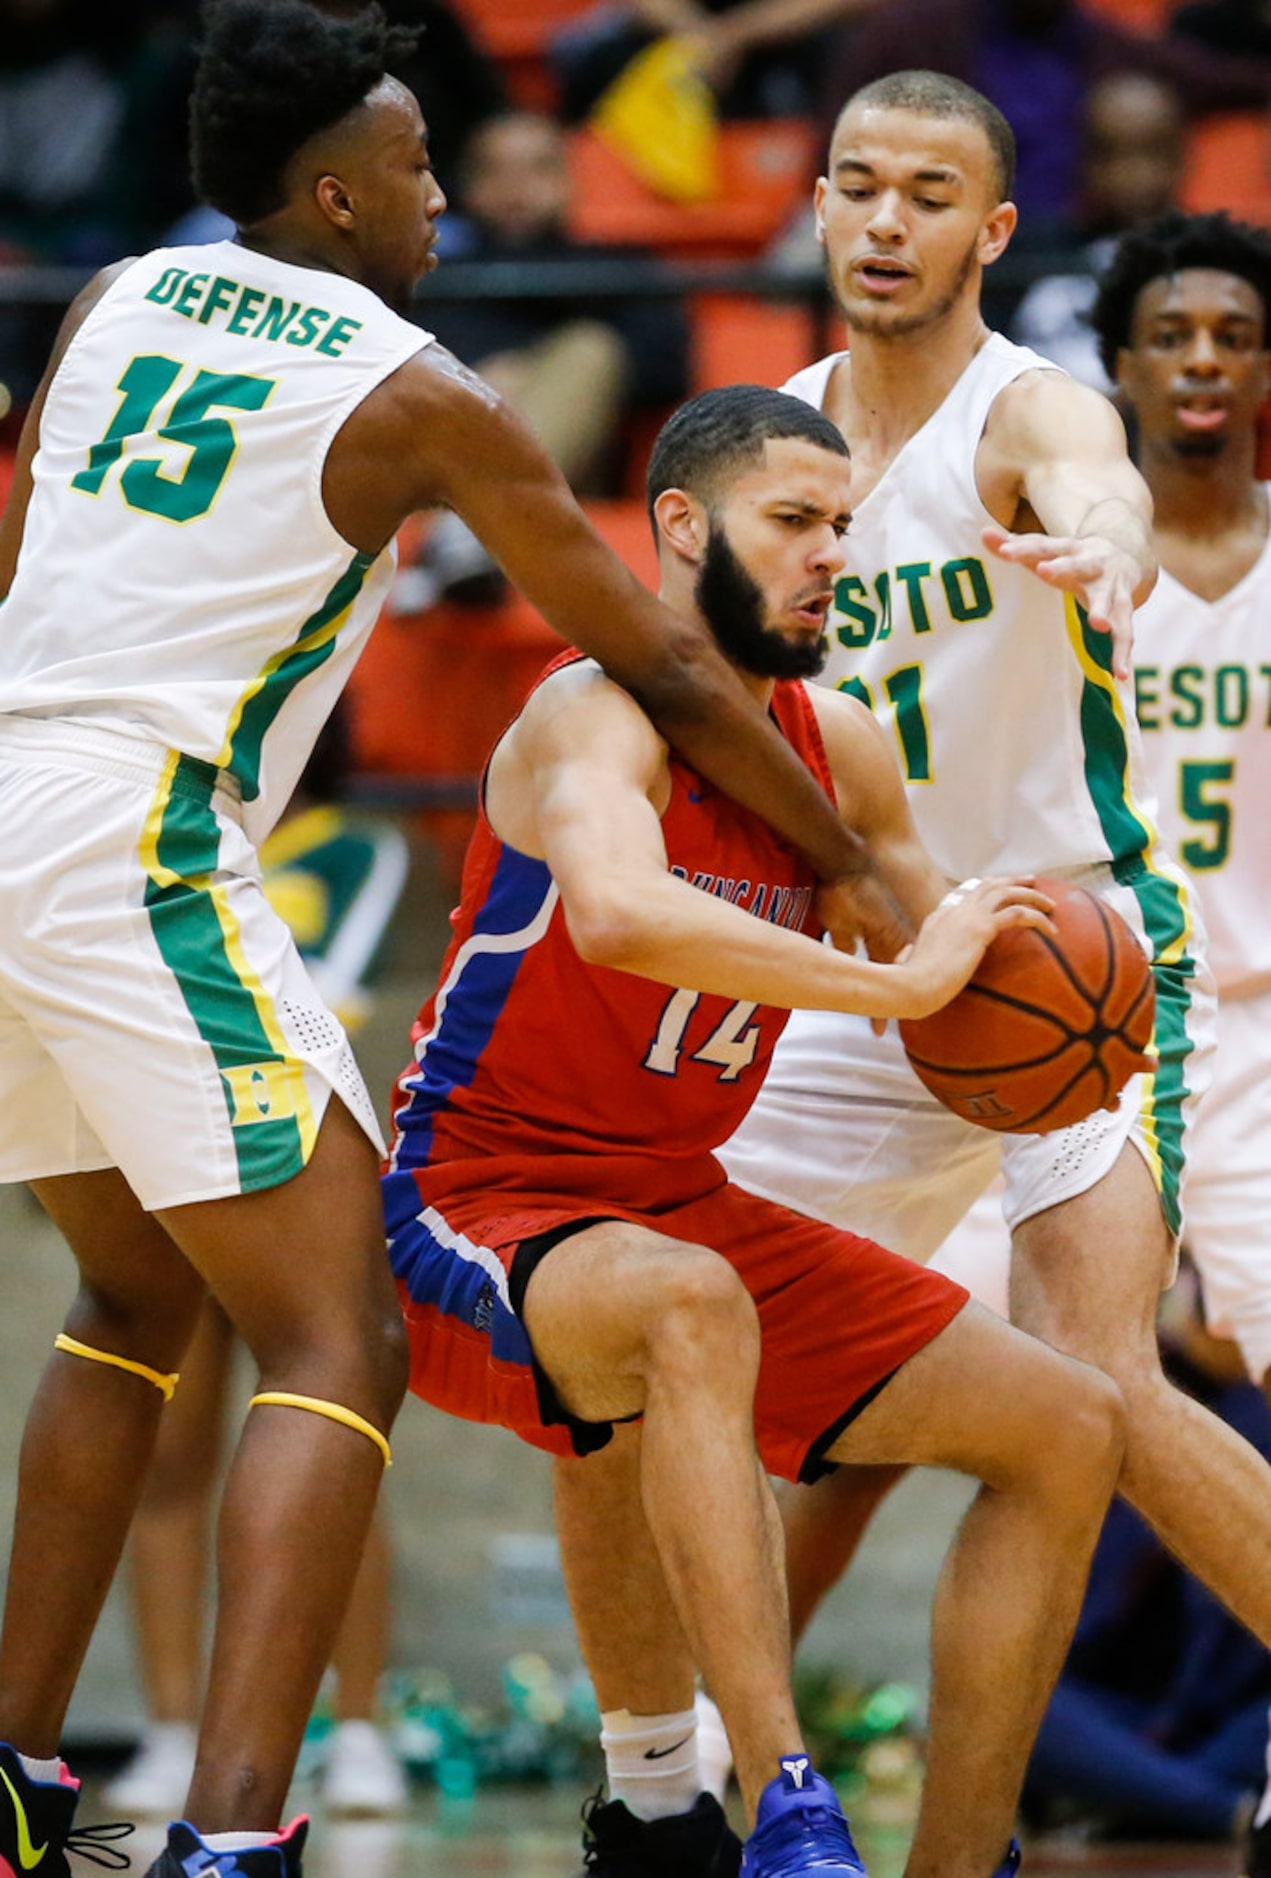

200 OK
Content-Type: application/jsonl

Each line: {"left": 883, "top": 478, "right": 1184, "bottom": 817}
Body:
{"left": 785, "top": 334, "right": 1164, "bottom": 882}
{"left": 0, "top": 241, "right": 430, "bottom": 843}
{"left": 1133, "top": 510, "right": 1271, "bottom": 998}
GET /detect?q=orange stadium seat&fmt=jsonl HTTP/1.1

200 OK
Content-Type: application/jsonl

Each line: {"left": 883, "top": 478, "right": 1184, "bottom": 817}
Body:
{"left": 347, "top": 502, "right": 657, "bottom": 878}
{"left": 689, "top": 293, "right": 817, "bottom": 393}
{"left": 1082, "top": 0, "right": 1172, "bottom": 28}
{"left": 569, "top": 119, "right": 816, "bottom": 256}
{"left": 451, "top": 0, "right": 589, "bottom": 105}
{"left": 452, "top": 0, "right": 589, "bottom": 61}
{"left": 1181, "top": 111, "right": 1271, "bottom": 228}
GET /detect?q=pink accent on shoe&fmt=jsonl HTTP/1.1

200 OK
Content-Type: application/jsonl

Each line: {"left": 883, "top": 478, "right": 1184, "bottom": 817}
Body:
{"left": 55, "top": 1763, "right": 79, "bottom": 1791}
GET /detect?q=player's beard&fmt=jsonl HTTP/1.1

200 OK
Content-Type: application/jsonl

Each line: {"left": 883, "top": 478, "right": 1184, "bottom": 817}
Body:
{"left": 833, "top": 229, "right": 981, "bottom": 339}
{"left": 695, "top": 523, "right": 829, "bottom": 680}
{"left": 1171, "top": 431, "right": 1228, "bottom": 460}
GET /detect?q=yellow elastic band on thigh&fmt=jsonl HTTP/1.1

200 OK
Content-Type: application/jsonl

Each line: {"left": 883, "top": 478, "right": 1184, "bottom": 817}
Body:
{"left": 54, "top": 1333, "right": 180, "bottom": 1402}
{"left": 248, "top": 1392, "right": 392, "bottom": 1468}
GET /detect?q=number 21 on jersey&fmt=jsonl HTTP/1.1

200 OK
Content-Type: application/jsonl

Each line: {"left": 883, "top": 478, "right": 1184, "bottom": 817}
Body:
{"left": 72, "top": 353, "right": 276, "bottom": 524}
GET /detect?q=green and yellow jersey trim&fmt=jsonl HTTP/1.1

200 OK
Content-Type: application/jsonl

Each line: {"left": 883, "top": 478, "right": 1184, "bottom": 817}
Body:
{"left": 1066, "top": 596, "right": 1199, "bottom": 1233}
{"left": 215, "top": 550, "right": 375, "bottom": 800}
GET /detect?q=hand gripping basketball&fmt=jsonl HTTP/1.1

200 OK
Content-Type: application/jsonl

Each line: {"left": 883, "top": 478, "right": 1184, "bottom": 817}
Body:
{"left": 899, "top": 876, "right": 1156, "bottom": 1134}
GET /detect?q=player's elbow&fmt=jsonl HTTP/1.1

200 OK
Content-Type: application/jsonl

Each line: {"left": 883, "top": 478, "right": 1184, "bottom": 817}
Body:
{"left": 564, "top": 891, "right": 651, "bottom": 971}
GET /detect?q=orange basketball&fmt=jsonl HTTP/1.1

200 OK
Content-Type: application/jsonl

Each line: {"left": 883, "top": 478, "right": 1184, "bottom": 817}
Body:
{"left": 898, "top": 877, "right": 1156, "bottom": 1134}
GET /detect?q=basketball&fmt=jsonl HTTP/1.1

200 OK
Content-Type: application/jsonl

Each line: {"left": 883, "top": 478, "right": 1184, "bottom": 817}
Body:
{"left": 898, "top": 877, "right": 1156, "bottom": 1134}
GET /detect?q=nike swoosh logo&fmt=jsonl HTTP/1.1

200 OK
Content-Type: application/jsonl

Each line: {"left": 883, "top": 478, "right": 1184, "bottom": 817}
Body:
{"left": 643, "top": 1735, "right": 693, "bottom": 1761}
{"left": 0, "top": 1767, "right": 49, "bottom": 1870}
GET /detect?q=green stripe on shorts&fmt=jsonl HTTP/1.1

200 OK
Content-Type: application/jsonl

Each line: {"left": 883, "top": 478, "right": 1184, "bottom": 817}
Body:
{"left": 142, "top": 753, "right": 309, "bottom": 1193}
{"left": 1070, "top": 601, "right": 1197, "bottom": 1235}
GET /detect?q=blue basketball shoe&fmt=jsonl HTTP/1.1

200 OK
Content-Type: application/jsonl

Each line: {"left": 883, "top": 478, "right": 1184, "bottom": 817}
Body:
{"left": 992, "top": 1841, "right": 1022, "bottom": 1878}
{"left": 0, "top": 1743, "right": 131, "bottom": 1875}
{"left": 144, "top": 1814, "right": 307, "bottom": 1876}
{"left": 740, "top": 1757, "right": 866, "bottom": 1877}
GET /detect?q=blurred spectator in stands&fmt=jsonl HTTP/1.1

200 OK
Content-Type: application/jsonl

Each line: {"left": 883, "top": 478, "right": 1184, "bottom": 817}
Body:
{"left": 820, "top": 0, "right": 1271, "bottom": 241}
{"left": 0, "top": 0, "right": 201, "bottom": 400}
{"left": 1172, "top": 0, "right": 1271, "bottom": 59}
{"left": 550, "top": 0, "right": 879, "bottom": 124}
{"left": 1011, "top": 70, "right": 1185, "bottom": 388}
{"left": 1021, "top": 1295, "right": 1271, "bottom": 1841}
{"left": 395, "top": 109, "right": 692, "bottom": 612}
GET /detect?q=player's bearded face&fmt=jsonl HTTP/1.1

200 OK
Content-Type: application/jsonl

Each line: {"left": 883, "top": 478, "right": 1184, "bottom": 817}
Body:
{"left": 696, "top": 521, "right": 829, "bottom": 680}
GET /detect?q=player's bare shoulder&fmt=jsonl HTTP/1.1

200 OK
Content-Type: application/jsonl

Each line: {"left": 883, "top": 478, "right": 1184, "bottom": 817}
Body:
{"left": 488, "top": 657, "right": 670, "bottom": 854}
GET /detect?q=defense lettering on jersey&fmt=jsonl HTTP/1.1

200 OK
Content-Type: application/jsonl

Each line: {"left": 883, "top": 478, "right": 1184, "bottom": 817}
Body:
{"left": 833, "top": 556, "right": 995, "bottom": 649}
{"left": 144, "top": 266, "right": 363, "bottom": 356}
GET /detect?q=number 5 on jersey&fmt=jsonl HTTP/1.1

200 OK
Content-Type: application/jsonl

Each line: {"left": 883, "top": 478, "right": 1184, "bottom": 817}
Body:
{"left": 72, "top": 353, "right": 276, "bottom": 523}
{"left": 645, "top": 988, "right": 761, "bottom": 1082}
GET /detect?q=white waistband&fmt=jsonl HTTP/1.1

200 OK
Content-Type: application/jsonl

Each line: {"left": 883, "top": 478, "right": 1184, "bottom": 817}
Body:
{"left": 0, "top": 713, "right": 243, "bottom": 811}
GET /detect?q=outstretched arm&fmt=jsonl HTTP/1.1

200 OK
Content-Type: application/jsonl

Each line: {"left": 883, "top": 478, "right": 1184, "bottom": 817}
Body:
{"left": 495, "top": 664, "right": 1047, "bottom": 1019}
{"left": 328, "top": 346, "right": 907, "bottom": 953}
{"left": 980, "top": 370, "right": 1155, "bottom": 683}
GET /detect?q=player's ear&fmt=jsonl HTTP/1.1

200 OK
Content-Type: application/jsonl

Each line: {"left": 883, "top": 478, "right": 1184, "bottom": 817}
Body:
{"left": 653, "top": 488, "right": 707, "bottom": 563}
{"left": 315, "top": 172, "right": 356, "bottom": 228}
{"left": 813, "top": 175, "right": 829, "bottom": 245}
{"left": 978, "top": 199, "right": 1016, "bottom": 266}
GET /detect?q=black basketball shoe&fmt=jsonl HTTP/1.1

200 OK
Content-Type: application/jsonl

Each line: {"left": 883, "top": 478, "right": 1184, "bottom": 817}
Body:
{"left": 578, "top": 1790, "right": 742, "bottom": 1876}
{"left": 0, "top": 1742, "right": 131, "bottom": 1875}
{"left": 145, "top": 1814, "right": 308, "bottom": 1877}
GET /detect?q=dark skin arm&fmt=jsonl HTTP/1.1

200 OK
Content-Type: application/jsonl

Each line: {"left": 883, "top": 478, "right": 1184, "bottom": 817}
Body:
{"left": 0, "top": 289, "right": 906, "bottom": 951}
{"left": 323, "top": 344, "right": 909, "bottom": 953}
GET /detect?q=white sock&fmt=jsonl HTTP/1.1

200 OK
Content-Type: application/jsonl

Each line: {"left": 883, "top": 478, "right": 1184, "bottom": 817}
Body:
{"left": 694, "top": 1690, "right": 734, "bottom": 1801}
{"left": 16, "top": 1753, "right": 64, "bottom": 1784}
{"left": 600, "top": 1707, "right": 700, "bottom": 1822}
{"left": 202, "top": 1831, "right": 283, "bottom": 1851}
{"left": 1253, "top": 1709, "right": 1271, "bottom": 1830}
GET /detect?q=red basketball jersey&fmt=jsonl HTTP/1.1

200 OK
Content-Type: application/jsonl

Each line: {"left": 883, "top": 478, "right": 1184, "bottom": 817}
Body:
{"left": 387, "top": 657, "right": 835, "bottom": 1216}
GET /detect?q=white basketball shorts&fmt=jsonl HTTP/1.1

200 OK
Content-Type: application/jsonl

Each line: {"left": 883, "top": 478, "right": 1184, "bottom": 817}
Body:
{"left": 722, "top": 862, "right": 1215, "bottom": 1260}
{"left": 1182, "top": 985, "right": 1271, "bottom": 1385}
{"left": 0, "top": 716, "right": 383, "bottom": 1210}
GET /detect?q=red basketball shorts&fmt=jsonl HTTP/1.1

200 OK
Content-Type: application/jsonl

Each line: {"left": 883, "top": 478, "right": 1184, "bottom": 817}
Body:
{"left": 386, "top": 1170, "right": 969, "bottom": 1483}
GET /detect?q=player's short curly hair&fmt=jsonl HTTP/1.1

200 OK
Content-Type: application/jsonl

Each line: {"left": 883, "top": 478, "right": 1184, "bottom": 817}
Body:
{"left": 1091, "top": 209, "right": 1271, "bottom": 379}
{"left": 837, "top": 70, "right": 1016, "bottom": 205}
{"left": 647, "top": 385, "right": 849, "bottom": 531}
{"left": 191, "top": 0, "right": 421, "bottom": 227}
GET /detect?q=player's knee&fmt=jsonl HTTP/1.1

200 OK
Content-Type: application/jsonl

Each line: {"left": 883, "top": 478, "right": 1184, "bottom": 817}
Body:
{"left": 648, "top": 1245, "right": 759, "bottom": 1381}
{"left": 70, "top": 1272, "right": 206, "bottom": 1373}
{"left": 1039, "top": 1360, "right": 1126, "bottom": 1498}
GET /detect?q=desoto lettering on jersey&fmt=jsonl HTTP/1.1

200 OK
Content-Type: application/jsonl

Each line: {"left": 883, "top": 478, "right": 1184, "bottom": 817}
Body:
{"left": 1134, "top": 534, "right": 1271, "bottom": 998}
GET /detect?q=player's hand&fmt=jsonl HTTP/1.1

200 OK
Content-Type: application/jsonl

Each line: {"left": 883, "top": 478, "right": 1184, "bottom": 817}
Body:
{"left": 983, "top": 523, "right": 1138, "bottom": 682}
{"left": 896, "top": 876, "right": 1055, "bottom": 1019}
{"left": 816, "top": 870, "right": 915, "bottom": 962}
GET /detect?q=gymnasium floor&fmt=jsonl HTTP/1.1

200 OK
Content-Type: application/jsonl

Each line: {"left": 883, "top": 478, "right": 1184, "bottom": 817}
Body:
{"left": 85, "top": 1782, "right": 1246, "bottom": 1878}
